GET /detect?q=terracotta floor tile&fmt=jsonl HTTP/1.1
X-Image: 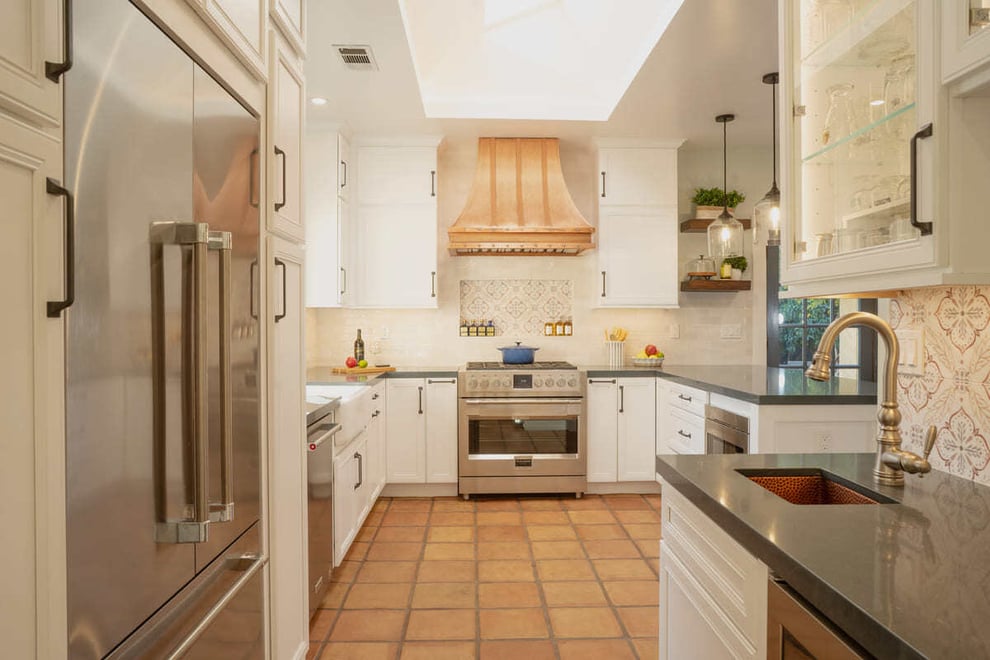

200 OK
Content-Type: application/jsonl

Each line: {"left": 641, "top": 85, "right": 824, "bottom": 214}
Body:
{"left": 622, "top": 523, "right": 661, "bottom": 540}
{"left": 381, "top": 512, "right": 430, "bottom": 527}
{"left": 477, "top": 511, "right": 523, "bottom": 526}
{"left": 631, "top": 637, "right": 659, "bottom": 659}
{"left": 519, "top": 498, "right": 565, "bottom": 511}
{"left": 405, "top": 609, "right": 476, "bottom": 640}
{"left": 329, "top": 610, "right": 406, "bottom": 642}
{"left": 432, "top": 499, "right": 476, "bottom": 512}
{"left": 399, "top": 641, "right": 476, "bottom": 660}
{"left": 365, "top": 512, "right": 385, "bottom": 527}
{"left": 389, "top": 499, "right": 433, "bottom": 512}
{"left": 321, "top": 642, "right": 398, "bottom": 660}
{"left": 480, "top": 640, "right": 555, "bottom": 660}
{"left": 634, "top": 539, "right": 660, "bottom": 559}
{"left": 372, "top": 498, "right": 391, "bottom": 513}
{"left": 643, "top": 494, "right": 662, "bottom": 509}
{"left": 310, "top": 608, "right": 337, "bottom": 641}
{"left": 616, "top": 606, "right": 659, "bottom": 638}
{"left": 613, "top": 509, "right": 661, "bottom": 524}
{"left": 562, "top": 496, "right": 607, "bottom": 510}
{"left": 478, "top": 559, "right": 535, "bottom": 582}
{"left": 548, "top": 607, "right": 623, "bottom": 638}
{"left": 321, "top": 580, "right": 350, "bottom": 607}
{"left": 541, "top": 581, "right": 607, "bottom": 607}
{"left": 536, "top": 559, "right": 596, "bottom": 581}
{"left": 526, "top": 525, "right": 577, "bottom": 541}
{"left": 307, "top": 643, "right": 323, "bottom": 660}
{"left": 582, "top": 539, "right": 641, "bottom": 559}
{"left": 602, "top": 495, "right": 653, "bottom": 510}
{"left": 355, "top": 525, "right": 378, "bottom": 543}
{"left": 477, "top": 541, "right": 531, "bottom": 560}
{"left": 567, "top": 510, "right": 617, "bottom": 525}
{"left": 430, "top": 512, "right": 475, "bottom": 526}
{"left": 343, "top": 583, "right": 412, "bottom": 610}
{"left": 558, "top": 639, "right": 636, "bottom": 660}
{"left": 366, "top": 542, "right": 423, "bottom": 562}
{"left": 423, "top": 542, "right": 475, "bottom": 561}
{"left": 574, "top": 524, "right": 627, "bottom": 541}
{"left": 647, "top": 558, "right": 660, "bottom": 575}
{"left": 427, "top": 526, "right": 475, "bottom": 543}
{"left": 479, "top": 608, "right": 549, "bottom": 639}
{"left": 355, "top": 561, "right": 418, "bottom": 583}
{"left": 411, "top": 582, "right": 477, "bottom": 609}
{"left": 478, "top": 582, "right": 542, "bottom": 609}
{"left": 417, "top": 560, "right": 476, "bottom": 582}
{"left": 332, "top": 561, "right": 361, "bottom": 584}
{"left": 477, "top": 525, "right": 527, "bottom": 542}
{"left": 374, "top": 526, "right": 427, "bottom": 543}
{"left": 346, "top": 541, "right": 371, "bottom": 561}
{"left": 602, "top": 581, "right": 659, "bottom": 607}
{"left": 531, "top": 541, "right": 585, "bottom": 560}
{"left": 521, "top": 510, "right": 570, "bottom": 525}
{"left": 476, "top": 498, "right": 522, "bottom": 511}
{"left": 591, "top": 559, "right": 655, "bottom": 581}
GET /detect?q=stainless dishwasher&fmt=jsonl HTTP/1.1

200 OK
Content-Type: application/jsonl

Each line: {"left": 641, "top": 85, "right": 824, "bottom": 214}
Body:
{"left": 704, "top": 404, "right": 750, "bottom": 454}
{"left": 306, "top": 405, "right": 340, "bottom": 618}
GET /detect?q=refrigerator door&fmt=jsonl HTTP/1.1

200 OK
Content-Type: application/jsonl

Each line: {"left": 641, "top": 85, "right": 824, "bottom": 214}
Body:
{"left": 192, "top": 67, "right": 262, "bottom": 573}
{"left": 65, "top": 2, "right": 197, "bottom": 657}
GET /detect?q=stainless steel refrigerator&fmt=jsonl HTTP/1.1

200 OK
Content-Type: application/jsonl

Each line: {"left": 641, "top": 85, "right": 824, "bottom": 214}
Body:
{"left": 64, "top": 2, "right": 265, "bottom": 657}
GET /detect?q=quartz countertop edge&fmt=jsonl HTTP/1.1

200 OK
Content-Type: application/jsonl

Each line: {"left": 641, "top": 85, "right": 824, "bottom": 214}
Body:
{"left": 306, "top": 366, "right": 459, "bottom": 385}
{"left": 655, "top": 452, "right": 990, "bottom": 660}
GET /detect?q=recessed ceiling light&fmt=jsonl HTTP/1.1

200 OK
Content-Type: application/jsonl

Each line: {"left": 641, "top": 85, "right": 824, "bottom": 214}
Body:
{"left": 869, "top": 99, "right": 885, "bottom": 106}
{"left": 310, "top": 97, "right": 328, "bottom": 106}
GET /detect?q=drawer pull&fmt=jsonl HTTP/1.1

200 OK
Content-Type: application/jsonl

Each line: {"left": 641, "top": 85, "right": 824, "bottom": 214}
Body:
{"left": 677, "top": 430, "right": 692, "bottom": 439}
{"left": 677, "top": 394, "right": 692, "bottom": 402}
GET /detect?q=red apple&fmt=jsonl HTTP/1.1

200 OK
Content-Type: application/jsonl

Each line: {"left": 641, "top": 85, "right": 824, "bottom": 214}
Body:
{"left": 345, "top": 356, "right": 358, "bottom": 368}
{"left": 645, "top": 344, "right": 658, "bottom": 356}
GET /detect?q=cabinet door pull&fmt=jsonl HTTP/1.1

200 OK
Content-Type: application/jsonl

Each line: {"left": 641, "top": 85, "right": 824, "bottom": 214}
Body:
{"left": 430, "top": 170, "right": 436, "bottom": 197}
{"left": 418, "top": 386, "right": 424, "bottom": 414}
{"left": 273, "top": 145, "right": 287, "bottom": 211}
{"left": 428, "top": 379, "right": 456, "bottom": 384}
{"left": 601, "top": 271, "right": 606, "bottom": 298}
{"left": 339, "top": 266, "right": 347, "bottom": 295}
{"left": 600, "top": 171, "right": 606, "bottom": 198}
{"left": 431, "top": 271, "right": 436, "bottom": 298}
{"left": 619, "top": 385, "right": 625, "bottom": 413}
{"left": 340, "top": 160, "right": 347, "bottom": 188}
{"left": 46, "top": 178, "right": 75, "bottom": 318}
{"left": 677, "top": 430, "right": 692, "bottom": 439}
{"left": 249, "top": 260, "right": 258, "bottom": 319}
{"left": 45, "top": 0, "right": 73, "bottom": 81}
{"left": 354, "top": 452, "right": 363, "bottom": 489}
{"left": 588, "top": 378, "right": 617, "bottom": 384}
{"left": 677, "top": 394, "right": 692, "bottom": 402}
{"left": 274, "top": 258, "right": 287, "bottom": 322}
{"left": 909, "top": 123, "right": 934, "bottom": 236}
{"left": 248, "top": 148, "right": 259, "bottom": 208}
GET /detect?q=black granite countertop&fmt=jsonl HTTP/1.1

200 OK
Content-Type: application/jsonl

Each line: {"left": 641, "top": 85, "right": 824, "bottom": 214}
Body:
{"left": 583, "top": 364, "right": 876, "bottom": 405}
{"left": 656, "top": 452, "right": 990, "bottom": 659}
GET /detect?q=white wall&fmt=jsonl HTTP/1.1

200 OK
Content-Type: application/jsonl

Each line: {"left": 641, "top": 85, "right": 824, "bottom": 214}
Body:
{"left": 306, "top": 137, "right": 773, "bottom": 368}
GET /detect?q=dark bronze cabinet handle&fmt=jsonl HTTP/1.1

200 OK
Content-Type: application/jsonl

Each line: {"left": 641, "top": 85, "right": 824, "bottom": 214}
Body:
{"left": 601, "top": 271, "right": 606, "bottom": 298}
{"left": 601, "top": 171, "right": 606, "bottom": 198}
{"left": 619, "top": 385, "right": 625, "bottom": 413}
{"left": 45, "top": 0, "right": 72, "bottom": 81}
{"left": 428, "top": 379, "right": 456, "bottom": 384}
{"left": 46, "top": 178, "right": 74, "bottom": 317}
{"left": 910, "top": 123, "right": 934, "bottom": 236}
{"left": 418, "top": 386, "right": 424, "bottom": 414}
{"left": 249, "top": 260, "right": 258, "bottom": 319}
{"left": 354, "top": 452, "right": 363, "bottom": 489}
{"left": 430, "top": 170, "right": 436, "bottom": 197}
{"left": 340, "top": 266, "right": 346, "bottom": 295}
{"left": 588, "top": 378, "right": 617, "bottom": 384}
{"left": 431, "top": 271, "right": 436, "bottom": 298}
{"left": 340, "top": 160, "right": 347, "bottom": 188}
{"left": 274, "top": 258, "right": 286, "bottom": 322}
{"left": 677, "top": 394, "right": 692, "bottom": 402}
{"left": 273, "top": 145, "right": 287, "bottom": 211}
{"left": 248, "top": 148, "right": 259, "bottom": 208}
{"left": 677, "top": 430, "right": 692, "bottom": 439}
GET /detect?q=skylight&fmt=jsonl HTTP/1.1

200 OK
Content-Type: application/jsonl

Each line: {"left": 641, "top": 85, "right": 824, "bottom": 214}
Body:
{"left": 398, "top": 0, "right": 685, "bottom": 121}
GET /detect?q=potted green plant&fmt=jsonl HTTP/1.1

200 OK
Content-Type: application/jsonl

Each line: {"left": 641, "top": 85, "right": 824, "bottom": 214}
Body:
{"left": 693, "top": 187, "right": 746, "bottom": 219}
{"left": 721, "top": 255, "right": 748, "bottom": 280}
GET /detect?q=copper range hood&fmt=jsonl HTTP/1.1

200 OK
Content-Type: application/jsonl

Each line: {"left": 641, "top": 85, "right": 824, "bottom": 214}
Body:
{"left": 447, "top": 138, "right": 595, "bottom": 255}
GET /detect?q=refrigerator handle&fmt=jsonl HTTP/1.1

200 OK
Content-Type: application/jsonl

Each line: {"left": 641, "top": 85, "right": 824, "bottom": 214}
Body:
{"left": 46, "top": 178, "right": 75, "bottom": 317}
{"left": 274, "top": 258, "right": 287, "bottom": 322}
{"left": 209, "top": 231, "right": 234, "bottom": 523}
{"left": 150, "top": 221, "right": 211, "bottom": 544}
{"left": 45, "top": 0, "right": 72, "bottom": 82}
{"left": 273, "top": 145, "right": 287, "bottom": 211}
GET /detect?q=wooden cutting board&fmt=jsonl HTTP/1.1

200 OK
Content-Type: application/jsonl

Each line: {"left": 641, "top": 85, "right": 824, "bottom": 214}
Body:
{"left": 330, "top": 366, "right": 397, "bottom": 375}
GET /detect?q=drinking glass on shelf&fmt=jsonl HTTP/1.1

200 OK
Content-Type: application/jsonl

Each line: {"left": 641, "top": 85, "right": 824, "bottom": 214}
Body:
{"left": 820, "top": 0, "right": 854, "bottom": 41}
{"left": 822, "top": 83, "right": 856, "bottom": 146}
{"left": 883, "top": 54, "right": 915, "bottom": 111}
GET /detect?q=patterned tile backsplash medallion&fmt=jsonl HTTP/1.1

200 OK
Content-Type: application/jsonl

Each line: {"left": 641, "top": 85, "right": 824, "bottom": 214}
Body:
{"left": 891, "top": 286, "right": 990, "bottom": 485}
{"left": 459, "top": 279, "right": 572, "bottom": 337}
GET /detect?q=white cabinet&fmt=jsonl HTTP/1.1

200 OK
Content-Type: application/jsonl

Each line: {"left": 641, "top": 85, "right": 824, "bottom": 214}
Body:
{"left": 333, "top": 430, "right": 365, "bottom": 564}
{"left": 266, "top": 237, "right": 307, "bottom": 659}
{"left": 596, "top": 142, "right": 681, "bottom": 308}
{"left": 338, "top": 133, "right": 351, "bottom": 200}
{"left": 269, "top": 0, "right": 304, "bottom": 56}
{"left": 187, "top": 0, "right": 267, "bottom": 78}
{"left": 385, "top": 377, "right": 458, "bottom": 484}
{"left": 367, "top": 381, "right": 387, "bottom": 499}
{"left": 0, "top": 0, "right": 62, "bottom": 128}
{"left": 587, "top": 377, "right": 656, "bottom": 482}
{"left": 267, "top": 30, "right": 304, "bottom": 242}
{"left": 657, "top": 380, "right": 709, "bottom": 456}
{"left": 942, "top": 2, "right": 990, "bottom": 84}
{"left": 304, "top": 128, "right": 350, "bottom": 307}
{"left": 351, "top": 140, "right": 440, "bottom": 308}
{"left": 659, "top": 484, "right": 768, "bottom": 660}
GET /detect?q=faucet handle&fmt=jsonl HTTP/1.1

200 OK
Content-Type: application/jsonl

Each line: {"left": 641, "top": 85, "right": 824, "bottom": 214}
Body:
{"left": 923, "top": 425, "right": 937, "bottom": 460}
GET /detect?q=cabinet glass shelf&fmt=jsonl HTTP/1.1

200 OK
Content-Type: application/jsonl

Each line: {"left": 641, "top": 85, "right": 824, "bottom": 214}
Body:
{"left": 801, "top": 102, "right": 915, "bottom": 164}
{"left": 801, "top": 0, "right": 913, "bottom": 71}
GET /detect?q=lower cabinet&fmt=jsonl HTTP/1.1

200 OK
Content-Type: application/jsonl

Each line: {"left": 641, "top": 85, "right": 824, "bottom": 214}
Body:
{"left": 659, "top": 483, "right": 768, "bottom": 659}
{"left": 587, "top": 377, "right": 656, "bottom": 482}
{"left": 386, "top": 377, "right": 457, "bottom": 484}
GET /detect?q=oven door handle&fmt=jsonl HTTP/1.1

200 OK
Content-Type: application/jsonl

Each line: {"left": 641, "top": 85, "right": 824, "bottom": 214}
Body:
{"left": 462, "top": 397, "right": 584, "bottom": 405}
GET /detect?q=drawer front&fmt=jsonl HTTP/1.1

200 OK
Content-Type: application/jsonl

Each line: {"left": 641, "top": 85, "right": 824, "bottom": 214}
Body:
{"left": 661, "top": 486, "right": 767, "bottom": 648}
{"left": 664, "top": 381, "right": 709, "bottom": 417}
{"left": 664, "top": 408, "right": 705, "bottom": 454}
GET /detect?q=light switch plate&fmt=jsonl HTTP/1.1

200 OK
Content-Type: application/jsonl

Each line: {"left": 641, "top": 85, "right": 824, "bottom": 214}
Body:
{"left": 720, "top": 324, "right": 742, "bottom": 339}
{"left": 895, "top": 328, "right": 924, "bottom": 376}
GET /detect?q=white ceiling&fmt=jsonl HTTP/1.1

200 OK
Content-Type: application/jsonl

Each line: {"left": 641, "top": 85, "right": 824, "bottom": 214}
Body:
{"left": 305, "top": 0, "right": 779, "bottom": 148}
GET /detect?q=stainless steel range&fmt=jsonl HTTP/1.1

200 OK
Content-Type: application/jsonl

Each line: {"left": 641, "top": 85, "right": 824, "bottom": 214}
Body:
{"left": 458, "top": 361, "right": 587, "bottom": 498}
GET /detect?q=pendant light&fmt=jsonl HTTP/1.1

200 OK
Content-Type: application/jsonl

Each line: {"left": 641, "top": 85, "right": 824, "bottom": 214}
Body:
{"left": 753, "top": 72, "right": 781, "bottom": 246}
{"left": 707, "top": 114, "right": 744, "bottom": 261}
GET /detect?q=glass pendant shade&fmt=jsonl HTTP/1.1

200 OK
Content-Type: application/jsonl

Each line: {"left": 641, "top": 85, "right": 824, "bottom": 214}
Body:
{"left": 708, "top": 211, "right": 745, "bottom": 260}
{"left": 753, "top": 184, "right": 781, "bottom": 246}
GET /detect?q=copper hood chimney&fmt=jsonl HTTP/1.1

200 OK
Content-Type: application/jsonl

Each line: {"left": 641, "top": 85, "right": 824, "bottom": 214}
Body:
{"left": 448, "top": 138, "right": 595, "bottom": 255}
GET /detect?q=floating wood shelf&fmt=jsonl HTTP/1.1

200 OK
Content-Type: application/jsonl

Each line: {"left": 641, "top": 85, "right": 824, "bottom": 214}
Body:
{"left": 680, "top": 279, "right": 752, "bottom": 292}
{"left": 680, "top": 218, "right": 752, "bottom": 233}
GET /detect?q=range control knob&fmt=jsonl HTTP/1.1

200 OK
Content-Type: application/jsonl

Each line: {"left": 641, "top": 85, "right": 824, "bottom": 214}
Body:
{"left": 469, "top": 379, "right": 478, "bottom": 389}
{"left": 567, "top": 378, "right": 577, "bottom": 387}
{"left": 481, "top": 379, "right": 489, "bottom": 389}
{"left": 557, "top": 378, "right": 565, "bottom": 387}
{"left": 545, "top": 377, "right": 554, "bottom": 386}
{"left": 503, "top": 379, "right": 512, "bottom": 388}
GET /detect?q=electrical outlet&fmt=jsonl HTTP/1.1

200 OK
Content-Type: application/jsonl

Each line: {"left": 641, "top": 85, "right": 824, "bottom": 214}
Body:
{"left": 895, "top": 328, "right": 924, "bottom": 376}
{"left": 381, "top": 326, "right": 390, "bottom": 339}
{"left": 815, "top": 431, "right": 833, "bottom": 451}
{"left": 720, "top": 324, "right": 742, "bottom": 339}
{"left": 665, "top": 323, "right": 680, "bottom": 339}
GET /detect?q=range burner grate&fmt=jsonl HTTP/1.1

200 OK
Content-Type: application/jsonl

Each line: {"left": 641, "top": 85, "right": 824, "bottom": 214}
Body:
{"left": 465, "top": 361, "right": 577, "bottom": 370}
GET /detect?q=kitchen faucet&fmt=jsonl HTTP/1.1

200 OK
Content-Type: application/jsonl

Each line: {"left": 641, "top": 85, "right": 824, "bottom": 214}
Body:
{"left": 805, "top": 311, "right": 937, "bottom": 487}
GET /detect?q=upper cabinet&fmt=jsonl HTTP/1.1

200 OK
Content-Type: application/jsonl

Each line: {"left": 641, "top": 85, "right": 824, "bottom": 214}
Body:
{"left": 942, "top": 1, "right": 990, "bottom": 85}
{"left": 0, "top": 0, "right": 63, "bottom": 128}
{"left": 187, "top": 0, "right": 267, "bottom": 79}
{"left": 597, "top": 142, "right": 682, "bottom": 308}
{"left": 267, "top": 30, "right": 305, "bottom": 242}
{"left": 269, "top": 0, "right": 305, "bottom": 56}
{"left": 305, "top": 128, "right": 349, "bottom": 307}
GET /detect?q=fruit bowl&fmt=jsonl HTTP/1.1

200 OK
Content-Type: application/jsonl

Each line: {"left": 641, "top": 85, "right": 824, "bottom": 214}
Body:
{"left": 632, "top": 357, "right": 664, "bottom": 367}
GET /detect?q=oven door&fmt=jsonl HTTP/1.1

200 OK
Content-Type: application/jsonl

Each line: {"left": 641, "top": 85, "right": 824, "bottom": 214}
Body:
{"left": 459, "top": 398, "right": 586, "bottom": 478}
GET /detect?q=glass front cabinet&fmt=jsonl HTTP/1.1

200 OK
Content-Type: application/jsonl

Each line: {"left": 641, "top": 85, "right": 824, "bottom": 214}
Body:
{"left": 779, "top": 0, "right": 990, "bottom": 297}
{"left": 942, "top": 1, "right": 990, "bottom": 84}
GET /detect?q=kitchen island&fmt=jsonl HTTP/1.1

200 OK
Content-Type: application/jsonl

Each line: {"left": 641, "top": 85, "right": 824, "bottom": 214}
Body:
{"left": 656, "top": 452, "right": 990, "bottom": 659}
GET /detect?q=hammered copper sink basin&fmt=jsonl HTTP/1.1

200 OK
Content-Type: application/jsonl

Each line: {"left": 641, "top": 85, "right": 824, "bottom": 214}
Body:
{"left": 736, "top": 468, "right": 897, "bottom": 505}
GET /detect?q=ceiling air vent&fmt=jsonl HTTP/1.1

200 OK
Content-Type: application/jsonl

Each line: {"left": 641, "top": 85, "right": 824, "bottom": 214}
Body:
{"left": 333, "top": 45, "right": 378, "bottom": 71}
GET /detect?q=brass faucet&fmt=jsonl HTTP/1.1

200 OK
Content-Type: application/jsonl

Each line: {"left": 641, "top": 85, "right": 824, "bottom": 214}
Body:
{"left": 805, "top": 311, "right": 937, "bottom": 487}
